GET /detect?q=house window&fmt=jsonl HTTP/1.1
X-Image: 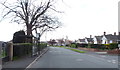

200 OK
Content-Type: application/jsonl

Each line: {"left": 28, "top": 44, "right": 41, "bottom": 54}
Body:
{"left": 110, "top": 40, "right": 112, "bottom": 43}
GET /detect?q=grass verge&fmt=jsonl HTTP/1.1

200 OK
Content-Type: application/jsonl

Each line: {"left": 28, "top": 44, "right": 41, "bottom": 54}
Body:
{"left": 53, "top": 46, "right": 86, "bottom": 53}
{"left": 53, "top": 46, "right": 65, "bottom": 47}
{"left": 65, "top": 47, "right": 86, "bottom": 53}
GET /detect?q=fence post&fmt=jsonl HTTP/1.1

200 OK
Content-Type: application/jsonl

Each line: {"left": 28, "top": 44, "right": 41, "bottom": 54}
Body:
{"left": 8, "top": 42, "right": 13, "bottom": 61}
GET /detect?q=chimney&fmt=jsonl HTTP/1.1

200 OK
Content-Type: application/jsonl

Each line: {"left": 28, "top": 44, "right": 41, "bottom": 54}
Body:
{"left": 90, "top": 35, "right": 92, "bottom": 38}
{"left": 104, "top": 32, "right": 106, "bottom": 35}
{"left": 114, "top": 32, "right": 116, "bottom": 35}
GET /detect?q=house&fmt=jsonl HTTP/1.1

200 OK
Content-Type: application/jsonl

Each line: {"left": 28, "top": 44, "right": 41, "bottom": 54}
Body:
{"left": 56, "top": 39, "right": 65, "bottom": 46}
{"left": 65, "top": 39, "right": 72, "bottom": 45}
{"left": 85, "top": 35, "right": 94, "bottom": 44}
{"left": 76, "top": 39, "right": 86, "bottom": 44}
{"left": 93, "top": 36, "right": 102, "bottom": 44}
{"left": 48, "top": 39, "right": 57, "bottom": 46}
{"left": 102, "top": 32, "right": 118, "bottom": 44}
{"left": 85, "top": 38, "right": 94, "bottom": 44}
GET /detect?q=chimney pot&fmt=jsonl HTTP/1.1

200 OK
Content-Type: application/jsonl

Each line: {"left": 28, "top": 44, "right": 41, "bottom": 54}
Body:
{"left": 90, "top": 35, "right": 92, "bottom": 38}
{"left": 114, "top": 32, "right": 116, "bottom": 35}
{"left": 104, "top": 32, "right": 106, "bottom": 35}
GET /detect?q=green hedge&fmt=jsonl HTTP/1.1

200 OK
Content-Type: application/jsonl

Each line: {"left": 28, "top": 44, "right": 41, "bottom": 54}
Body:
{"left": 90, "top": 44, "right": 106, "bottom": 50}
{"left": 108, "top": 43, "right": 118, "bottom": 50}
{"left": 13, "top": 44, "right": 32, "bottom": 57}
{"left": 38, "top": 43, "right": 47, "bottom": 51}
{"left": 76, "top": 43, "right": 88, "bottom": 48}
{"left": 13, "top": 43, "right": 47, "bottom": 58}
{"left": 77, "top": 43, "right": 118, "bottom": 50}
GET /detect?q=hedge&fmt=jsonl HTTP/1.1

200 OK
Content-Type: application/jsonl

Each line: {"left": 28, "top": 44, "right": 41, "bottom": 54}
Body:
{"left": 76, "top": 43, "right": 88, "bottom": 48}
{"left": 108, "top": 43, "right": 118, "bottom": 50}
{"left": 13, "top": 43, "right": 47, "bottom": 57}
{"left": 77, "top": 43, "right": 118, "bottom": 50}
{"left": 90, "top": 44, "right": 106, "bottom": 50}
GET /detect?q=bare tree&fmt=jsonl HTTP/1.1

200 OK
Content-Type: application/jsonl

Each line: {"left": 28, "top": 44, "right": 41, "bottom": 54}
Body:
{"left": 1, "top": 0, "right": 61, "bottom": 43}
{"left": 33, "top": 14, "right": 61, "bottom": 48}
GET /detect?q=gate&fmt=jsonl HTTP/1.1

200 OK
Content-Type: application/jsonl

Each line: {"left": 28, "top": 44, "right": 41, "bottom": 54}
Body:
{"left": 0, "top": 41, "right": 3, "bottom": 70}
{"left": 0, "top": 42, "right": 13, "bottom": 64}
{"left": 1, "top": 42, "right": 9, "bottom": 62}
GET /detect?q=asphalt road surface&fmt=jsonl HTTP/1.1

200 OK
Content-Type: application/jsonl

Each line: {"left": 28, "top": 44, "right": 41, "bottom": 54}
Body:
{"left": 28, "top": 47, "right": 118, "bottom": 68}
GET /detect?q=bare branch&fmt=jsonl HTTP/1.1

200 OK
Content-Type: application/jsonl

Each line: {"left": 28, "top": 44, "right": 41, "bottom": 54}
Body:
{"left": 1, "top": 0, "right": 62, "bottom": 39}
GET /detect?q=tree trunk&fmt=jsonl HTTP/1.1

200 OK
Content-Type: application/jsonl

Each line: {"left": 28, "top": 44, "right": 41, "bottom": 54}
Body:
{"left": 26, "top": 24, "right": 33, "bottom": 57}
{"left": 26, "top": 24, "right": 33, "bottom": 43}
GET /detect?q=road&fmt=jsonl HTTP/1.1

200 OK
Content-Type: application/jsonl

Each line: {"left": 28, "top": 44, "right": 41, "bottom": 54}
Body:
{"left": 28, "top": 47, "right": 118, "bottom": 69}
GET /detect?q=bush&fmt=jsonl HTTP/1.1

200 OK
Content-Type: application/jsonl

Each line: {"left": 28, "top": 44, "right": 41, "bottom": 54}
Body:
{"left": 77, "top": 43, "right": 88, "bottom": 48}
{"left": 90, "top": 44, "right": 106, "bottom": 50}
{"left": 13, "top": 44, "right": 32, "bottom": 57}
{"left": 13, "top": 43, "right": 47, "bottom": 57}
{"left": 38, "top": 43, "right": 47, "bottom": 51}
{"left": 109, "top": 43, "right": 118, "bottom": 50}
{"left": 89, "top": 43, "right": 118, "bottom": 50}
{"left": 77, "top": 43, "right": 118, "bottom": 50}
{"left": 70, "top": 43, "right": 77, "bottom": 48}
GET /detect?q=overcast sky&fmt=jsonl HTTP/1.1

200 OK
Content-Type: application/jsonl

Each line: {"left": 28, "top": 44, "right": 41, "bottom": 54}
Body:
{"left": 0, "top": 0, "right": 119, "bottom": 42}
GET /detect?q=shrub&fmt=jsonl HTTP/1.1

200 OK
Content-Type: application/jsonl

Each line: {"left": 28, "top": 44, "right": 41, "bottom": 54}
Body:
{"left": 70, "top": 43, "right": 77, "bottom": 48}
{"left": 109, "top": 43, "right": 118, "bottom": 50}
{"left": 77, "top": 43, "right": 88, "bottom": 48}
{"left": 90, "top": 44, "right": 106, "bottom": 50}
{"left": 13, "top": 43, "right": 47, "bottom": 57}
{"left": 13, "top": 30, "right": 26, "bottom": 43}
{"left": 38, "top": 43, "right": 47, "bottom": 51}
{"left": 77, "top": 43, "right": 118, "bottom": 50}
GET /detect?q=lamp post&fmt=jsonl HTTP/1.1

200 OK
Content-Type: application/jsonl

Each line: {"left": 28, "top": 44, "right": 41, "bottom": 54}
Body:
{"left": 36, "top": 33, "right": 40, "bottom": 55}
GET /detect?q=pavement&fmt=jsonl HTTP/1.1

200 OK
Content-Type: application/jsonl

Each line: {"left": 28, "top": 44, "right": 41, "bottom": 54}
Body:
{"left": 1, "top": 47, "right": 49, "bottom": 70}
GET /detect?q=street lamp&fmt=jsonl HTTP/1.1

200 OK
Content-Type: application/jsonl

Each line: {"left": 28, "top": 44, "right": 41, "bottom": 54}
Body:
{"left": 36, "top": 33, "right": 40, "bottom": 55}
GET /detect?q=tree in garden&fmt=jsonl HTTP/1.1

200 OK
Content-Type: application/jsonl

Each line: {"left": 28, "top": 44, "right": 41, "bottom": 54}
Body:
{"left": 1, "top": 0, "right": 61, "bottom": 43}
{"left": 13, "top": 30, "right": 26, "bottom": 43}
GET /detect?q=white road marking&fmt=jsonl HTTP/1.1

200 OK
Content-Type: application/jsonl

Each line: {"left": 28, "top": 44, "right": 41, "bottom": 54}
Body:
{"left": 112, "top": 60, "right": 116, "bottom": 62}
{"left": 112, "top": 62, "right": 116, "bottom": 64}
{"left": 100, "top": 55, "right": 106, "bottom": 57}
{"left": 49, "top": 51, "right": 52, "bottom": 52}
{"left": 25, "top": 48, "right": 49, "bottom": 69}
{"left": 84, "top": 54, "right": 118, "bottom": 64}
{"left": 95, "top": 52, "right": 107, "bottom": 54}
{"left": 107, "top": 60, "right": 112, "bottom": 62}
{"left": 76, "top": 59, "right": 83, "bottom": 61}
{"left": 107, "top": 60, "right": 117, "bottom": 64}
